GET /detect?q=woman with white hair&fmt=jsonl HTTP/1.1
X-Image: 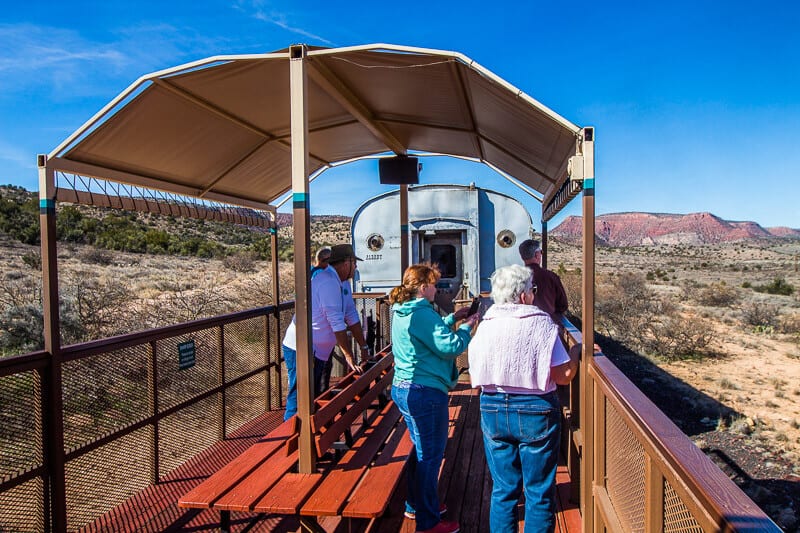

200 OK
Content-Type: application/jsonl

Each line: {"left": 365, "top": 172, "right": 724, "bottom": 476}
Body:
{"left": 468, "top": 264, "right": 580, "bottom": 533}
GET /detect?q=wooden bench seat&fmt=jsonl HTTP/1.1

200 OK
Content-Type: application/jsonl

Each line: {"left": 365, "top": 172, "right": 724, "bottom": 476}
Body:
{"left": 178, "top": 350, "right": 412, "bottom": 532}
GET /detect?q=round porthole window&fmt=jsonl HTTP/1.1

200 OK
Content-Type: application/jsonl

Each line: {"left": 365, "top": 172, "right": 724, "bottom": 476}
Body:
{"left": 367, "top": 234, "right": 384, "bottom": 251}
{"left": 497, "top": 230, "right": 515, "bottom": 248}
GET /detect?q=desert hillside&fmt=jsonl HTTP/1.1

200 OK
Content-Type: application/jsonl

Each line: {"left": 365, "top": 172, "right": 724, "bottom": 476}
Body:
{"left": 552, "top": 211, "right": 800, "bottom": 246}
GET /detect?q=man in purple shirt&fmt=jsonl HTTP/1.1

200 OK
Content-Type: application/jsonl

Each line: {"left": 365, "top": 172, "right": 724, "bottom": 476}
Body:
{"left": 518, "top": 239, "right": 568, "bottom": 325}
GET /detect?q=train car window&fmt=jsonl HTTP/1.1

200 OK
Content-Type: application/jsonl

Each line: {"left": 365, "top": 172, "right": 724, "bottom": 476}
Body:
{"left": 431, "top": 244, "right": 457, "bottom": 278}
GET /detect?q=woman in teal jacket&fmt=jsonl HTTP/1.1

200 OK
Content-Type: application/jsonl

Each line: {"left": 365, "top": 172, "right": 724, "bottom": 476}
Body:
{"left": 390, "top": 264, "right": 478, "bottom": 533}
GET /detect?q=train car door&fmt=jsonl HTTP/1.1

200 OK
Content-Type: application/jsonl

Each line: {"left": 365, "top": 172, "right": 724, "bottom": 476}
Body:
{"left": 421, "top": 231, "right": 463, "bottom": 312}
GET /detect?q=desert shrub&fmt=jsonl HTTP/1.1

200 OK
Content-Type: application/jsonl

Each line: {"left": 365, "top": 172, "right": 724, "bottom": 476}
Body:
{"left": 741, "top": 302, "right": 780, "bottom": 329}
{"left": 61, "top": 272, "right": 133, "bottom": 341}
{"left": 141, "top": 275, "right": 233, "bottom": 327}
{"left": 249, "top": 235, "right": 273, "bottom": 260}
{"left": 641, "top": 312, "right": 715, "bottom": 360}
{"left": 778, "top": 313, "right": 800, "bottom": 334}
{"left": 753, "top": 277, "right": 795, "bottom": 296}
{"left": 0, "top": 272, "right": 40, "bottom": 309}
{"left": 21, "top": 251, "right": 41, "bottom": 270}
{"left": 560, "top": 270, "right": 582, "bottom": 319}
{"left": 223, "top": 251, "right": 258, "bottom": 272}
{"left": 0, "top": 300, "right": 84, "bottom": 355}
{"left": 596, "top": 272, "right": 656, "bottom": 342}
{"left": 79, "top": 248, "right": 113, "bottom": 266}
{"left": 0, "top": 191, "right": 39, "bottom": 244}
{"left": 597, "top": 272, "right": 714, "bottom": 359}
{"left": 696, "top": 281, "right": 739, "bottom": 307}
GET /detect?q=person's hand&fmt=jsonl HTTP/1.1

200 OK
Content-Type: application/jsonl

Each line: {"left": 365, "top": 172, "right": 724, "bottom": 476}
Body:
{"left": 464, "top": 312, "right": 480, "bottom": 330}
{"left": 346, "top": 357, "right": 364, "bottom": 375}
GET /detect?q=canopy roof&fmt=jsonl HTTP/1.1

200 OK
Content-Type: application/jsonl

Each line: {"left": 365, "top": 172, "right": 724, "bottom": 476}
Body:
{"left": 48, "top": 44, "right": 583, "bottom": 214}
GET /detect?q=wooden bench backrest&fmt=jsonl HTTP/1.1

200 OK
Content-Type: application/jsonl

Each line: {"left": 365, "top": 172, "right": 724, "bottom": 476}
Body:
{"left": 311, "top": 352, "right": 394, "bottom": 457}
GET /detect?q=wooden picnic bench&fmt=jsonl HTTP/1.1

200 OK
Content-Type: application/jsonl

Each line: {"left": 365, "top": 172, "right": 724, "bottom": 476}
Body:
{"left": 178, "top": 350, "right": 413, "bottom": 532}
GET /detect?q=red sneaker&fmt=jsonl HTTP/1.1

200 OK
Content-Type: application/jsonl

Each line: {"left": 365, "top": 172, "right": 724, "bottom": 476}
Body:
{"left": 416, "top": 520, "right": 459, "bottom": 533}
{"left": 404, "top": 503, "right": 447, "bottom": 520}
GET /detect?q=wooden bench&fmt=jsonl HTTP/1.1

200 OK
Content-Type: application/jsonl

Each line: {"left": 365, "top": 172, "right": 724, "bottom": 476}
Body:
{"left": 178, "top": 350, "right": 413, "bottom": 532}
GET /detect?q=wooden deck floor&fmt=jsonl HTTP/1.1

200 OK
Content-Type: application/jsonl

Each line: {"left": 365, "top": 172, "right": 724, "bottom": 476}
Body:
{"left": 80, "top": 384, "right": 580, "bottom": 532}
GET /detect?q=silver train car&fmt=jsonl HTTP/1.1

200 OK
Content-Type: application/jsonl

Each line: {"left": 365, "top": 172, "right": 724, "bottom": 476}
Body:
{"left": 352, "top": 184, "right": 534, "bottom": 312}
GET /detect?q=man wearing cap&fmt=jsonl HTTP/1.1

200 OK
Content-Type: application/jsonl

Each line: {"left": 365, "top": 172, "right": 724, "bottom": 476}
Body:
{"left": 518, "top": 239, "right": 568, "bottom": 325}
{"left": 281, "top": 243, "right": 370, "bottom": 421}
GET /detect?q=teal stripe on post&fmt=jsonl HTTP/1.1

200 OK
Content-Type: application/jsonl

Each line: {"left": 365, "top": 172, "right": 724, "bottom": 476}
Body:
{"left": 269, "top": 227, "right": 277, "bottom": 235}
{"left": 292, "top": 192, "right": 308, "bottom": 209}
{"left": 400, "top": 224, "right": 408, "bottom": 232}
{"left": 583, "top": 178, "right": 595, "bottom": 189}
{"left": 39, "top": 198, "right": 55, "bottom": 214}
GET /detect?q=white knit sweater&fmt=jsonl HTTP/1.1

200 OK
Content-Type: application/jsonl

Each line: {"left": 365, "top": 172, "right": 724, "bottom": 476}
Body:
{"left": 468, "top": 303, "right": 565, "bottom": 393}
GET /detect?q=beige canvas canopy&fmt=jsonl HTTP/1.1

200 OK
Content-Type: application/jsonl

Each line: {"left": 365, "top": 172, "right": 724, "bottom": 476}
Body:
{"left": 46, "top": 43, "right": 587, "bottom": 215}
{"left": 39, "top": 43, "right": 595, "bottom": 482}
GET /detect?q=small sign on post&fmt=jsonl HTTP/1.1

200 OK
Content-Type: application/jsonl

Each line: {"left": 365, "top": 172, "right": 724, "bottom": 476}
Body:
{"left": 178, "top": 340, "right": 196, "bottom": 370}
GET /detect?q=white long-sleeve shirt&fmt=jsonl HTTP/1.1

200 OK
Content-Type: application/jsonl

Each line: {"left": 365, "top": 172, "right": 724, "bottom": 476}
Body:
{"left": 282, "top": 265, "right": 360, "bottom": 361}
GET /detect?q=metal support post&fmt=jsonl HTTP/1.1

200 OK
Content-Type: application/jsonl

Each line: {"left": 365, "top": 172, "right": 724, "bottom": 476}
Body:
{"left": 38, "top": 155, "right": 67, "bottom": 532}
{"left": 289, "top": 44, "right": 316, "bottom": 474}
{"left": 400, "top": 184, "right": 409, "bottom": 275}
{"left": 578, "top": 128, "right": 595, "bottom": 533}
{"left": 541, "top": 219, "right": 548, "bottom": 269}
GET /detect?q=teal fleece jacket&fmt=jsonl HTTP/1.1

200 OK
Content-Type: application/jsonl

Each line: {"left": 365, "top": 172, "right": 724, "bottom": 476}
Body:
{"left": 391, "top": 298, "right": 472, "bottom": 394}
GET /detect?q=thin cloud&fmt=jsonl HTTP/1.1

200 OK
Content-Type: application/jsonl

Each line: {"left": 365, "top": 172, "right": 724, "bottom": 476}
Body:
{"left": 0, "top": 23, "right": 130, "bottom": 97}
{"left": 0, "top": 24, "right": 128, "bottom": 73}
{"left": 234, "top": 1, "right": 333, "bottom": 45}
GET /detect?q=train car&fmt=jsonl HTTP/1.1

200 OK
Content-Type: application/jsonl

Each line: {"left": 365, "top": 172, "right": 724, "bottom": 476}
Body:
{"left": 352, "top": 183, "right": 533, "bottom": 311}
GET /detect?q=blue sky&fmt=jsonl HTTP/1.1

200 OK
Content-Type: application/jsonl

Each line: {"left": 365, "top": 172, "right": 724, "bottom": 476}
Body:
{"left": 1, "top": 0, "right": 798, "bottom": 229}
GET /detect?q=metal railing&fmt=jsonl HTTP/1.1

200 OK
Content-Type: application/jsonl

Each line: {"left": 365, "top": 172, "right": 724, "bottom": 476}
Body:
{"left": 558, "top": 318, "right": 780, "bottom": 532}
{"left": 0, "top": 302, "right": 294, "bottom": 532}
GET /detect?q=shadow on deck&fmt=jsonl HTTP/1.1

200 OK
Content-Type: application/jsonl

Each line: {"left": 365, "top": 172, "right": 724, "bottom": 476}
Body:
{"left": 79, "top": 384, "right": 580, "bottom": 532}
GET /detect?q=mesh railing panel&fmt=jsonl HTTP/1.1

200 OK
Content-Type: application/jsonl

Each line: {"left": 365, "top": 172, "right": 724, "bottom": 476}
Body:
{"left": 0, "top": 477, "right": 44, "bottom": 533}
{"left": 664, "top": 478, "right": 704, "bottom": 532}
{"left": 224, "top": 316, "right": 267, "bottom": 381}
{"left": 62, "top": 345, "right": 149, "bottom": 450}
{"left": 606, "top": 399, "right": 647, "bottom": 532}
{"left": 225, "top": 373, "right": 268, "bottom": 437}
{"left": 158, "top": 394, "right": 219, "bottom": 477}
{"left": 65, "top": 426, "right": 152, "bottom": 531}
{"left": 0, "top": 304, "right": 291, "bottom": 531}
{"left": 155, "top": 329, "right": 219, "bottom": 412}
{"left": 267, "top": 313, "right": 281, "bottom": 411}
{"left": 0, "top": 369, "right": 41, "bottom": 481}
{"left": 352, "top": 295, "right": 389, "bottom": 355}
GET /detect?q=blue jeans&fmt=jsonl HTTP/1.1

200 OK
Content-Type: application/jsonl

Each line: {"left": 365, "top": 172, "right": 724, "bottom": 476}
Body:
{"left": 392, "top": 382, "right": 449, "bottom": 531}
{"left": 480, "top": 391, "right": 560, "bottom": 533}
{"left": 283, "top": 346, "right": 298, "bottom": 421}
{"left": 283, "top": 346, "right": 332, "bottom": 421}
